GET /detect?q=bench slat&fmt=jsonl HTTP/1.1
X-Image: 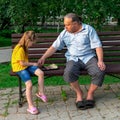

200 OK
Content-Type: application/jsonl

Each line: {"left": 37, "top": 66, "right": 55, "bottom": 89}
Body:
{"left": 98, "top": 31, "right": 120, "bottom": 36}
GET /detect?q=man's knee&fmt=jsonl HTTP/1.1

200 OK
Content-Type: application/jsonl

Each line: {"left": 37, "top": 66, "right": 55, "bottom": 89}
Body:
{"left": 63, "top": 70, "right": 78, "bottom": 83}
{"left": 91, "top": 71, "right": 105, "bottom": 87}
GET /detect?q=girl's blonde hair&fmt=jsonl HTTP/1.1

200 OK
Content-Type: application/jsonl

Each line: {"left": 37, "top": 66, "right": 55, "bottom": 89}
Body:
{"left": 18, "top": 31, "right": 36, "bottom": 51}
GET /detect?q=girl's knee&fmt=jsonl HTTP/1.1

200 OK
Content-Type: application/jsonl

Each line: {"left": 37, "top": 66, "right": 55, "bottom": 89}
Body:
{"left": 35, "top": 69, "right": 44, "bottom": 77}
{"left": 38, "top": 71, "right": 44, "bottom": 78}
{"left": 26, "top": 81, "right": 32, "bottom": 89}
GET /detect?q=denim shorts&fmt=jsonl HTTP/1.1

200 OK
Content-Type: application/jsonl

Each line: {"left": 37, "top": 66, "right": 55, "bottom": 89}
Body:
{"left": 16, "top": 66, "right": 38, "bottom": 82}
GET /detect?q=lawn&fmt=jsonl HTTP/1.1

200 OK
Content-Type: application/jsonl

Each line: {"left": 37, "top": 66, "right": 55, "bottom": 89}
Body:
{"left": 0, "top": 37, "right": 11, "bottom": 47}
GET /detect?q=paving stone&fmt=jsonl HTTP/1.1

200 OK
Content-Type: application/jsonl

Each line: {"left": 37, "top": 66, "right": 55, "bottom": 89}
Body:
{"left": 0, "top": 116, "right": 5, "bottom": 120}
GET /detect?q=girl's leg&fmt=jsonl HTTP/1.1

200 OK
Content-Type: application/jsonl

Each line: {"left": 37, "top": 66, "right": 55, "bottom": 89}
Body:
{"left": 17, "top": 69, "right": 39, "bottom": 114}
{"left": 25, "top": 80, "right": 35, "bottom": 109}
{"left": 34, "top": 69, "right": 45, "bottom": 95}
{"left": 25, "top": 80, "right": 39, "bottom": 114}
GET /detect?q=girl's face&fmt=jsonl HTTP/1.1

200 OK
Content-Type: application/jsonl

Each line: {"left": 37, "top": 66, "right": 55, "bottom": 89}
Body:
{"left": 28, "top": 40, "right": 36, "bottom": 47}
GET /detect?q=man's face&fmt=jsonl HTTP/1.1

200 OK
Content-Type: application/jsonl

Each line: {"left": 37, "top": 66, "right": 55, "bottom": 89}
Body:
{"left": 64, "top": 17, "right": 77, "bottom": 33}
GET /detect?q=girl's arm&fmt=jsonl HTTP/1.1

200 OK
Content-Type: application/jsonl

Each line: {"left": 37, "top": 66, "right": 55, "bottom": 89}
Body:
{"left": 19, "top": 61, "right": 38, "bottom": 67}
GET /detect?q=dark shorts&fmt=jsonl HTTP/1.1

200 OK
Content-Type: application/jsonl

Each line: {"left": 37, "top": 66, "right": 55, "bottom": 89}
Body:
{"left": 63, "top": 57, "right": 105, "bottom": 87}
{"left": 16, "top": 66, "right": 38, "bottom": 83}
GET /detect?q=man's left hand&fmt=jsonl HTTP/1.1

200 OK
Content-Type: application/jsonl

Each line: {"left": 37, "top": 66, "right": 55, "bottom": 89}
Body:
{"left": 97, "top": 61, "right": 106, "bottom": 71}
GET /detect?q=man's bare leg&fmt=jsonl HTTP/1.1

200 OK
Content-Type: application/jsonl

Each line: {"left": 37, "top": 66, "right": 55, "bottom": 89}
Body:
{"left": 70, "top": 80, "right": 83, "bottom": 102}
{"left": 86, "top": 83, "right": 98, "bottom": 100}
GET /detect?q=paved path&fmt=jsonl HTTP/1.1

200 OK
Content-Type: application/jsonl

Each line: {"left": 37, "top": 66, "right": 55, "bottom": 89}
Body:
{"left": 0, "top": 47, "right": 12, "bottom": 63}
{"left": 0, "top": 84, "right": 120, "bottom": 120}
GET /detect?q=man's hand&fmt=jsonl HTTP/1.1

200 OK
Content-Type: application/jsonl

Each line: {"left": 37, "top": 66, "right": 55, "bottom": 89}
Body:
{"left": 97, "top": 61, "right": 106, "bottom": 71}
{"left": 38, "top": 57, "right": 45, "bottom": 66}
{"left": 37, "top": 46, "right": 57, "bottom": 66}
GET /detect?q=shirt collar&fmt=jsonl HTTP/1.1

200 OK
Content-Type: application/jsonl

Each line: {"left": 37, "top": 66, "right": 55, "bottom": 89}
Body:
{"left": 81, "top": 23, "right": 86, "bottom": 31}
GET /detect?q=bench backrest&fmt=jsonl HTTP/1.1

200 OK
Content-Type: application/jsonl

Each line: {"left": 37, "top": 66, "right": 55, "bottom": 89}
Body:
{"left": 11, "top": 31, "right": 120, "bottom": 67}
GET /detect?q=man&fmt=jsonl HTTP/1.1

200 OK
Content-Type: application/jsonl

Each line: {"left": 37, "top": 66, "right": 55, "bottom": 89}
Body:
{"left": 38, "top": 13, "right": 106, "bottom": 110}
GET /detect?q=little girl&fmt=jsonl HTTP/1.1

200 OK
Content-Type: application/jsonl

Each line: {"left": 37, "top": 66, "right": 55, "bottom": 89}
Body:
{"left": 11, "top": 31, "right": 47, "bottom": 115}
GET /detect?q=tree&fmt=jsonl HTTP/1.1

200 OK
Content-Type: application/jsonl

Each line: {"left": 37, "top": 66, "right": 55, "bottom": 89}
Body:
{"left": 0, "top": 0, "right": 11, "bottom": 30}
{"left": 110, "top": 0, "right": 120, "bottom": 25}
{"left": 0, "top": 0, "right": 119, "bottom": 32}
{"left": 8, "top": 0, "right": 40, "bottom": 32}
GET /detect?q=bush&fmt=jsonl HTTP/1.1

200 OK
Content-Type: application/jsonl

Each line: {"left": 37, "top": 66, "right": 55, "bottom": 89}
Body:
{"left": 0, "top": 29, "right": 13, "bottom": 38}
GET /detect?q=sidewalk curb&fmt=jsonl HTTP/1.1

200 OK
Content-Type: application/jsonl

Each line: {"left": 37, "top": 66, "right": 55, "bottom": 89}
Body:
{"left": 0, "top": 46, "right": 11, "bottom": 50}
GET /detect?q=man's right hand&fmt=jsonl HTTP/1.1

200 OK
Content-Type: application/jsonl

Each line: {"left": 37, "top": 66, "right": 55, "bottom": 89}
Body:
{"left": 38, "top": 46, "right": 56, "bottom": 66}
{"left": 38, "top": 57, "right": 45, "bottom": 66}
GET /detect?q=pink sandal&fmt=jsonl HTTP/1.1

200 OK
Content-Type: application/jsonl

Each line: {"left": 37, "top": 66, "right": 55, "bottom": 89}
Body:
{"left": 36, "top": 93, "right": 47, "bottom": 102}
{"left": 27, "top": 107, "right": 39, "bottom": 115}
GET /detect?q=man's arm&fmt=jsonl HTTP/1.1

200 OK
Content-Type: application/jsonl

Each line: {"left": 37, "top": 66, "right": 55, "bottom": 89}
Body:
{"left": 96, "top": 47, "right": 104, "bottom": 62}
{"left": 38, "top": 46, "right": 57, "bottom": 65}
{"left": 96, "top": 47, "right": 106, "bottom": 71}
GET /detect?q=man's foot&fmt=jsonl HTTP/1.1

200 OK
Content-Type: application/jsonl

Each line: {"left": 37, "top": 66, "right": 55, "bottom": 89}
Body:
{"left": 75, "top": 101, "right": 86, "bottom": 110}
{"left": 85, "top": 99, "right": 95, "bottom": 109}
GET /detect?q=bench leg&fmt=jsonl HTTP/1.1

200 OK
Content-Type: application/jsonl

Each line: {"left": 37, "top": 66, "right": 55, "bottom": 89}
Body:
{"left": 18, "top": 77, "right": 23, "bottom": 107}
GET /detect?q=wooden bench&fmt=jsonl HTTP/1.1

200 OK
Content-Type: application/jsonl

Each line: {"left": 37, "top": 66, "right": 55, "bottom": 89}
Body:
{"left": 10, "top": 31, "right": 120, "bottom": 107}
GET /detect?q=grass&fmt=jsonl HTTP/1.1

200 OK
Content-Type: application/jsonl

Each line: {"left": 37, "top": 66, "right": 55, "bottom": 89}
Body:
{"left": 0, "top": 37, "right": 11, "bottom": 47}
{"left": 0, "top": 63, "right": 120, "bottom": 89}
{"left": 0, "top": 29, "right": 12, "bottom": 47}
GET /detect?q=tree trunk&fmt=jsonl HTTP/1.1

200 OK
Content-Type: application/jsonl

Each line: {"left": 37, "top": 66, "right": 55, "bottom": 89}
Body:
{"left": 117, "top": 18, "right": 120, "bottom": 25}
{"left": 41, "top": 16, "right": 45, "bottom": 26}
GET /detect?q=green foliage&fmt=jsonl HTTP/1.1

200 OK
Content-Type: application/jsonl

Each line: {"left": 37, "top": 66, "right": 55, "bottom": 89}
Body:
{"left": 0, "top": 0, "right": 120, "bottom": 32}
{"left": 8, "top": 0, "right": 40, "bottom": 33}
{"left": 109, "top": 0, "right": 120, "bottom": 25}
{"left": 0, "top": 63, "right": 18, "bottom": 89}
{"left": 61, "top": 87, "right": 67, "bottom": 101}
{"left": 0, "top": 29, "right": 13, "bottom": 38}
{"left": 0, "top": 36, "right": 11, "bottom": 47}
{"left": 0, "top": 0, "right": 11, "bottom": 30}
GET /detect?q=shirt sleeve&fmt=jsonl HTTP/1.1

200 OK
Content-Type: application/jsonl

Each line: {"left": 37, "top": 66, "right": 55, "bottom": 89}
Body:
{"left": 89, "top": 26, "right": 102, "bottom": 49}
{"left": 52, "top": 30, "right": 66, "bottom": 50}
{"left": 16, "top": 48, "right": 26, "bottom": 61}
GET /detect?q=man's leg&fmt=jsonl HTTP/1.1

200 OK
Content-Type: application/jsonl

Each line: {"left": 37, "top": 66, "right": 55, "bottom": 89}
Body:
{"left": 85, "top": 83, "right": 97, "bottom": 108}
{"left": 86, "top": 57, "right": 105, "bottom": 100}
{"left": 63, "top": 60, "right": 85, "bottom": 102}
{"left": 85, "top": 57, "right": 105, "bottom": 108}
{"left": 70, "top": 80, "right": 83, "bottom": 102}
{"left": 86, "top": 83, "right": 98, "bottom": 100}
{"left": 63, "top": 60, "right": 86, "bottom": 109}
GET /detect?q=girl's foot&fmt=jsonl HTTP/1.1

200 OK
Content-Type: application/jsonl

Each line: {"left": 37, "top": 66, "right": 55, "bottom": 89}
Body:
{"left": 36, "top": 93, "right": 47, "bottom": 102}
{"left": 27, "top": 107, "right": 39, "bottom": 115}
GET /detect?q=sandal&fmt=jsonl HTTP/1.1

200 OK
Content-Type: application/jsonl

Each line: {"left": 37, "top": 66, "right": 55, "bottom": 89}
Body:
{"left": 27, "top": 107, "right": 39, "bottom": 115}
{"left": 85, "top": 100, "right": 95, "bottom": 109}
{"left": 75, "top": 101, "right": 86, "bottom": 110}
{"left": 36, "top": 93, "right": 47, "bottom": 102}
